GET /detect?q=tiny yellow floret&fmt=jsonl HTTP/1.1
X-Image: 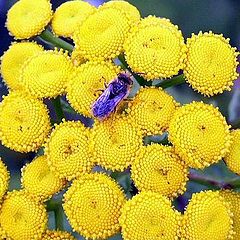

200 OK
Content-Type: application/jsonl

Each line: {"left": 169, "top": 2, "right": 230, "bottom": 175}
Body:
{"left": 131, "top": 144, "right": 188, "bottom": 198}
{"left": 120, "top": 191, "right": 181, "bottom": 240}
{"left": 0, "top": 41, "right": 43, "bottom": 90}
{"left": 21, "top": 49, "right": 74, "bottom": 98}
{"left": 21, "top": 155, "right": 67, "bottom": 201}
{"left": 224, "top": 129, "right": 240, "bottom": 175}
{"left": 124, "top": 15, "right": 186, "bottom": 80}
{"left": 46, "top": 120, "right": 93, "bottom": 180}
{"left": 184, "top": 31, "right": 239, "bottom": 96}
{"left": 42, "top": 230, "right": 76, "bottom": 240}
{"left": 0, "top": 158, "right": 9, "bottom": 201}
{"left": 73, "top": 7, "right": 131, "bottom": 60}
{"left": 169, "top": 101, "right": 231, "bottom": 168}
{"left": 67, "top": 61, "right": 120, "bottom": 117}
{"left": 52, "top": 0, "right": 96, "bottom": 37}
{"left": 181, "top": 191, "right": 234, "bottom": 240}
{"left": 6, "top": 0, "right": 52, "bottom": 39}
{"left": 0, "top": 91, "right": 51, "bottom": 153}
{"left": 63, "top": 173, "right": 126, "bottom": 240}
{"left": 0, "top": 190, "right": 47, "bottom": 240}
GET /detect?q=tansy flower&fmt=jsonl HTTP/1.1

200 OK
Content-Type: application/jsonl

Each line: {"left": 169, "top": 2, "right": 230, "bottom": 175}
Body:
{"left": 168, "top": 101, "right": 231, "bottom": 169}
{"left": 63, "top": 173, "right": 126, "bottom": 240}
{"left": 131, "top": 144, "right": 188, "bottom": 198}
{"left": 127, "top": 87, "right": 179, "bottom": 135}
{"left": 0, "top": 190, "right": 47, "bottom": 240}
{"left": 0, "top": 92, "right": 51, "bottom": 153}
{"left": 67, "top": 61, "right": 120, "bottom": 117}
{"left": 6, "top": 0, "right": 52, "bottom": 39}
{"left": 73, "top": 7, "right": 131, "bottom": 60}
{"left": 52, "top": 0, "right": 96, "bottom": 38}
{"left": 42, "top": 230, "right": 76, "bottom": 240}
{"left": 181, "top": 191, "right": 234, "bottom": 240}
{"left": 220, "top": 190, "right": 240, "bottom": 240}
{"left": 184, "top": 31, "right": 239, "bottom": 96}
{"left": 124, "top": 16, "right": 186, "bottom": 80}
{"left": 21, "top": 49, "right": 74, "bottom": 98}
{"left": 0, "top": 158, "right": 9, "bottom": 201}
{"left": 0, "top": 41, "right": 43, "bottom": 90}
{"left": 90, "top": 116, "right": 142, "bottom": 171}
{"left": 224, "top": 129, "right": 240, "bottom": 175}
{"left": 21, "top": 155, "right": 67, "bottom": 202}
{"left": 99, "top": 0, "right": 140, "bottom": 25}
{"left": 119, "top": 191, "right": 181, "bottom": 240}
{"left": 46, "top": 120, "right": 93, "bottom": 180}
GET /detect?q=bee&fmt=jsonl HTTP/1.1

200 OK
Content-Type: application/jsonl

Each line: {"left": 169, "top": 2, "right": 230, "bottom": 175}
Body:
{"left": 92, "top": 72, "right": 133, "bottom": 119}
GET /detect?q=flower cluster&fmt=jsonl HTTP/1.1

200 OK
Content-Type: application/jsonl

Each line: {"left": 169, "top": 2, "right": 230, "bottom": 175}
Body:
{"left": 0, "top": 0, "right": 239, "bottom": 239}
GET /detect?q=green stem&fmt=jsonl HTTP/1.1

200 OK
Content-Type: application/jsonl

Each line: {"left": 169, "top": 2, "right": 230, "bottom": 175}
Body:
{"left": 52, "top": 96, "right": 65, "bottom": 123}
{"left": 38, "top": 29, "right": 74, "bottom": 52}
{"left": 155, "top": 74, "right": 185, "bottom": 89}
{"left": 118, "top": 54, "right": 152, "bottom": 86}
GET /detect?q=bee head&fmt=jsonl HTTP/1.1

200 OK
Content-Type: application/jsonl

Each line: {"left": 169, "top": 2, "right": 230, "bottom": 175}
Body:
{"left": 117, "top": 73, "right": 133, "bottom": 85}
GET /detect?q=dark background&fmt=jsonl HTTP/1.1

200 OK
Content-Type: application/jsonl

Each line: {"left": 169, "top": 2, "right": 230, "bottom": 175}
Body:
{"left": 1, "top": 1, "right": 240, "bottom": 239}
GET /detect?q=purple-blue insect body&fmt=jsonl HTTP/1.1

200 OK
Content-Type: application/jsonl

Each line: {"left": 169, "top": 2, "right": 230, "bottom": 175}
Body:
{"left": 92, "top": 73, "right": 133, "bottom": 119}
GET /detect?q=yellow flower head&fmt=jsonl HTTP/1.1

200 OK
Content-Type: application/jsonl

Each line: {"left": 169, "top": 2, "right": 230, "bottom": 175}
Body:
{"left": 21, "top": 49, "right": 74, "bottom": 98}
{"left": 46, "top": 120, "right": 93, "bottom": 180}
{"left": 42, "top": 230, "right": 76, "bottom": 240}
{"left": 184, "top": 31, "right": 239, "bottom": 96}
{"left": 224, "top": 129, "right": 240, "bottom": 175}
{"left": 63, "top": 173, "right": 126, "bottom": 240}
{"left": 127, "top": 87, "right": 179, "bottom": 135}
{"left": 0, "top": 41, "right": 43, "bottom": 90}
{"left": 21, "top": 155, "right": 67, "bottom": 202}
{"left": 124, "top": 16, "right": 186, "bottom": 80}
{"left": 120, "top": 191, "right": 181, "bottom": 240}
{"left": 99, "top": 0, "right": 140, "bottom": 25}
{"left": 52, "top": 0, "right": 96, "bottom": 38}
{"left": 90, "top": 116, "right": 142, "bottom": 171}
{"left": 0, "top": 190, "right": 47, "bottom": 240}
{"left": 0, "top": 159, "right": 9, "bottom": 201}
{"left": 220, "top": 190, "right": 240, "bottom": 240}
{"left": 6, "top": 0, "right": 52, "bottom": 39}
{"left": 0, "top": 91, "right": 51, "bottom": 153}
{"left": 169, "top": 101, "right": 231, "bottom": 169}
{"left": 131, "top": 144, "right": 188, "bottom": 198}
{"left": 73, "top": 7, "right": 131, "bottom": 60}
{"left": 67, "top": 61, "right": 120, "bottom": 117}
{"left": 181, "top": 191, "right": 234, "bottom": 240}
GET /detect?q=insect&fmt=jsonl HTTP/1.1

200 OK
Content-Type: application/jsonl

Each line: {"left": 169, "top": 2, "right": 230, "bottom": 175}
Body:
{"left": 92, "top": 72, "right": 133, "bottom": 119}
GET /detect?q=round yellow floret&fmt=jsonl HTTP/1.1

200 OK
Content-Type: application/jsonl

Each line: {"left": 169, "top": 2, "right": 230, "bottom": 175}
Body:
{"left": 90, "top": 116, "right": 142, "bottom": 171}
{"left": 6, "top": 0, "right": 52, "bottom": 39}
{"left": 46, "top": 120, "right": 93, "bottom": 180}
{"left": 124, "top": 16, "right": 186, "bottom": 80}
{"left": 184, "top": 31, "right": 239, "bottom": 96}
{"left": 21, "top": 155, "right": 67, "bottom": 202}
{"left": 0, "top": 190, "right": 47, "bottom": 240}
{"left": 0, "top": 159, "right": 9, "bottom": 201}
{"left": 0, "top": 41, "right": 43, "bottom": 90}
{"left": 63, "top": 173, "right": 126, "bottom": 239}
{"left": 220, "top": 190, "right": 240, "bottom": 240}
{"left": 99, "top": 0, "right": 140, "bottom": 25}
{"left": 127, "top": 87, "right": 179, "bottom": 135}
{"left": 131, "top": 144, "right": 188, "bottom": 198}
{"left": 0, "top": 91, "right": 51, "bottom": 153}
{"left": 42, "top": 230, "right": 76, "bottom": 240}
{"left": 67, "top": 61, "right": 120, "bottom": 117}
{"left": 52, "top": 0, "right": 96, "bottom": 38}
{"left": 73, "top": 7, "right": 131, "bottom": 60}
{"left": 224, "top": 129, "right": 240, "bottom": 175}
{"left": 181, "top": 191, "right": 234, "bottom": 240}
{"left": 120, "top": 191, "right": 181, "bottom": 240}
{"left": 21, "top": 49, "right": 74, "bottom": 98}
{"left": 169, "top": 101, "right": 231, "bottom": 169}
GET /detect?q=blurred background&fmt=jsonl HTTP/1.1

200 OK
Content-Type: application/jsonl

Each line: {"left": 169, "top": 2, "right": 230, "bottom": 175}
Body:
{"left": 1, "top": 0, "right": 240, "bottom": 239}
